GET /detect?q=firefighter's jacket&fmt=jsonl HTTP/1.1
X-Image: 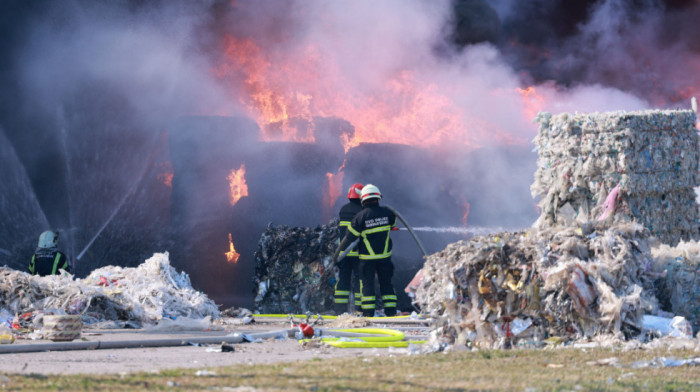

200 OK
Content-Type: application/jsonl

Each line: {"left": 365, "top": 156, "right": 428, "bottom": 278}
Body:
{"left": 346, "top": 204, "right": 397, "bottom": 260}
{"left": 338, "top": 199, "right": 363, "bottom": 257}
{"left": 29, "top": 248, "right": 70, "bottom": 276}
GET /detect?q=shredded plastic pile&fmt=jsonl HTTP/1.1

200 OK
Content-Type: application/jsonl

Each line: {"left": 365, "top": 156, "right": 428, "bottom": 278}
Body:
{"left": 0, "top": 252, "right": 219, "bottom": 328}
{"left": 253, "top": 221, "right": 338, "bottom": 314}
{"left": 531, "top": 109, "right": 699, "bottom": 245}
{"left": 651, "top": 240, "right": 700, "bottom": 330}
{"left": 415, "top": 222, "right": 664, "bottom": 349}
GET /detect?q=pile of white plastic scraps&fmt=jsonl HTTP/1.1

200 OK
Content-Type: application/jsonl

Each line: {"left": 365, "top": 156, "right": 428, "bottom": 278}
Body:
{"left": 415, "top": 221, "right": 659, "bottom": 350}
{"left": 0, "top": 252, "right": 219, "bottom": 328}
{"left": 531, "top": 109, "right": 699, "bottom": 245}
{"left": 651, "top": 240, "right": 700, "bottom": 331}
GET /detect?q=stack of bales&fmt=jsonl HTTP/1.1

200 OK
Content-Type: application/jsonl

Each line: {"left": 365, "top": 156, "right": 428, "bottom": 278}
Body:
{"left": 531, "top": 109, "right": 699, "bottom": 245}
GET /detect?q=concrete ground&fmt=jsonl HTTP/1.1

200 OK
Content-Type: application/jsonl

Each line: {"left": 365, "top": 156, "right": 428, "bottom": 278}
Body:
{"left": 0, "top": 319, "right": 424, "bottom": 375}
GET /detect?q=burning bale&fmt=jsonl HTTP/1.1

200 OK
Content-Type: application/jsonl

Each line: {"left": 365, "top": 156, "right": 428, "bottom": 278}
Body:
{"left": 253, "top": 221, "right": 338, "bottom": 314}
{"left": 531, "top": 109, "right": 699, "bottom": 245}
{"left": 415, "top": 222, "right": 660, "bottom": 349}
{"left": 0, "top": 253, "right": 219, "bottom": 330}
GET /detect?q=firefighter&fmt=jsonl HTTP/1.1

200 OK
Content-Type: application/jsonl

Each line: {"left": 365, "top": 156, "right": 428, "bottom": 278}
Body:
{"left": 333, "top": 183, "right": 364, "bottom": 314}
{"left": 334, "top": 184, "right": 398, "bottom": 317}
{"left": 29, "top": 230, "right": 71, "bottom": 276}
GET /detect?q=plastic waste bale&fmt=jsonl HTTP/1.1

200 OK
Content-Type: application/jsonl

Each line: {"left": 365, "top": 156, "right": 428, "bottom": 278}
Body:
{"left": 414, "top": 221, "right": 659, "bottom": 349}
{"left": 253, "top": 220, "right": 338, "bottom": 314}
{"left": 531, "top": 109, "right": 699, "bottom": 245}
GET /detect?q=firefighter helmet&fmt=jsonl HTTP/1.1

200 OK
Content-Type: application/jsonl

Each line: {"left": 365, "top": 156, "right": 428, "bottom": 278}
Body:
{"left": 347, "top": 183, "right": 364, "bottom": 199}
{"left": 360, "top": 184, "right": 381, "bottom": 202}
{"left": 38, "top": 230, "right": 59, "bottom": 249}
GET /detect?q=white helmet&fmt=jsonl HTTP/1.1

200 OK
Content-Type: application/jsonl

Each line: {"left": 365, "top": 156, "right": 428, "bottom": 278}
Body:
{"left": 360, "top": 184, "right": 382, "bottom": 203}
{"left": 38, "top": 230, "right": 58, "bottom": 249}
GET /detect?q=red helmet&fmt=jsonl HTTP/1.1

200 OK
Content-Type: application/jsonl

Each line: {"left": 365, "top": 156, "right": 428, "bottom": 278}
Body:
{"left": 347, "top": 183, "right": 364, "bottom": 199}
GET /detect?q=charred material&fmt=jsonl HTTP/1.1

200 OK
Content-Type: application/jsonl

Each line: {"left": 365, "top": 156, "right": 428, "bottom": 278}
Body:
{"left": 253, "top": 221, "right": 339, "bottom": 314}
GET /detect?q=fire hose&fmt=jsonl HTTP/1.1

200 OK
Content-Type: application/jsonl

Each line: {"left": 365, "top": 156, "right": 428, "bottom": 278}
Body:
{"left": 301, "top": 327, "right": 427, "bottom": 348}
{"left": 336, "top": 205, "right": 427, "bottom": 263}
{"left": 0, "top": 329, "right": 295, "bottom": 355}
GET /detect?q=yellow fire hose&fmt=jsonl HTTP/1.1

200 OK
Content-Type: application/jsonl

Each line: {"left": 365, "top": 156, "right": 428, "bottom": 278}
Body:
{"left": 300, "top": 327, "right": 427, "bottom": 348}
{"left": 253, "top": 314, "right": 422, "bottom": 321}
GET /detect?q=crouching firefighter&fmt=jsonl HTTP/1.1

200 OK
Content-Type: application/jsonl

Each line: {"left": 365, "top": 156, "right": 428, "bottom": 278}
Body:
{"left": 334, "top": 184, "right": 398, "bottom": 317}
{"left": 29, "top": 230, "right": 71, "bottom": 276}
{"left": 333, "top": 183, "right": 364, "bottom": 314}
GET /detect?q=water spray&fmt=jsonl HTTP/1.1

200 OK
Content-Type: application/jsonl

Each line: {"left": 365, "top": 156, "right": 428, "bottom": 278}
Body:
{"left": 75, "top": 138, "right": 159, "bottom": 262}
{"left": 399, "top": 226, "right": 510, "bottom": 236}
{"left": 336, "top": 204, "right": 427, "bottom": 262}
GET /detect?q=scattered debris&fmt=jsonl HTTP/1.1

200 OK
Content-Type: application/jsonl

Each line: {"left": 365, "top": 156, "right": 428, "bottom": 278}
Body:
{"left": 589, "top": 356, "right": 700, "bottom": 368}
{"left": 0, "top": 253, "right": 219, "bottom": 334}
{"left": 253, "top": 221, "right": 338, "bottom": 314}
{"left": 651, "top": 241, "right": 700, "bottom": 330}
{"left": 415, "top": 222, "right": 661, "bottom": 349}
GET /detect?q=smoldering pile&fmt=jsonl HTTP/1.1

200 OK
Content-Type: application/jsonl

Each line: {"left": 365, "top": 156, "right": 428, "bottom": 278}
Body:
{"left": 253, "top": 221, "right": 338, "bottom": 314}
{"left": 0, "top": 253, "right": 219, "bottom": 329}
{"left": 531, "top": 109, "right": 699, "bottom": 245}
{"left": 415, "top": 221, "right": 661, "bottom": 349}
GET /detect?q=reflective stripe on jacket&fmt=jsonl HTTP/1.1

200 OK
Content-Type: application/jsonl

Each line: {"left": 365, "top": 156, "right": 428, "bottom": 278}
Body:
{"left": 338, "top": 199, "right": 363, "bottom": 256}
{"left": 29, "top": 250, "right": 70, "bottom": 276}
{"left": 347, "top": 204, "right": 396, "bottom": 260}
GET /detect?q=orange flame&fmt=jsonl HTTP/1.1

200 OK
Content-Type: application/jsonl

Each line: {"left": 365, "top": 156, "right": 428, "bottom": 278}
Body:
{"left": 225, "top": 233, "right": 240, "bottom": 264}
{"left": 517, "top": 86, "right": 545, "bottom": 122}
{"left": 214, "top": 36, "right": 491, "bottom": 150}
{"left": 157, "top": 161, "right": 174, "bottom": 188}
{"left": 227, "top": 164, "right": 249, "bottom": 206}
{"left": 461, "top": 197, "right": 470, "bottom": 227}
{"left": 322, "top": 171, "right": 345, "bottom": 222}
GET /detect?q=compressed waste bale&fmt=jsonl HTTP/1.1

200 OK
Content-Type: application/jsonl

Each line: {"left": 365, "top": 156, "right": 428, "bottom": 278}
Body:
{"left": 651, "top": 240, "right": 700, "bottom": 331}
{"left": 253, "top": 221, "right": 338, "bottom": 314}
{"left": 415, "top": 222, "right": 659, "bottom": 349}
{"left": 0, "top": 252, "right": 219, "bottom": 329}
{"left": 43, "top": 315, "right": 82, "bottom": 341}
{"left": 531, "top": 109, "right": 700, "bottom": 245}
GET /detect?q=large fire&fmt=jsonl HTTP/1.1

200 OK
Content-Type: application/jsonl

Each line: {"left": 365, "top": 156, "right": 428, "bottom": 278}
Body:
{"left": 225, "top": 233, "right": 240, "bottom": 264}
{"left": 227, "top": 164, "right": 249, "bottom": 206}
{"left": 213, "top": 35, "right": 533, "bottom": 151}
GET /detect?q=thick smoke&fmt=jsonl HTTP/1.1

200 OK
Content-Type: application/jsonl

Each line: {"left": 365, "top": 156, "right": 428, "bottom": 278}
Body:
{"left": 1, "top": 0, "right": 698, "bottom": 306}
{"left": 484, "top": 0, "right": 700, "bottom": 106}
{"left": 0, "top": 0, "right": 236, "bottom": 273}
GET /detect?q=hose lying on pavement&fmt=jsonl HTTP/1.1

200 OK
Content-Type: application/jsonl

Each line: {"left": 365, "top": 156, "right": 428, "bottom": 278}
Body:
{"left": 0, "top": 329, "right": 296, "bottom": 355}
{"left": 301, "top": 327, "right": 427, "bottom": 348}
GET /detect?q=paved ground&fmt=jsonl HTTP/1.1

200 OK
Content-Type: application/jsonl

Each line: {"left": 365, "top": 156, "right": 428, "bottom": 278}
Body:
{"left": 0, "top": 320, "right": 422, "bottom": 375}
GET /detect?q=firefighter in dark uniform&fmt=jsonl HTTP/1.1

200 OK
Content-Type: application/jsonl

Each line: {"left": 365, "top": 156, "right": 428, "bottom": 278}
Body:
{"left": 335, "top": 184, "right": 398, "bottom": 317}
{"left": 333, "top": 183, "right": 364, "bottom": 314}
{"left": 29, "top": 230, "right": 71, "bottom": 276}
